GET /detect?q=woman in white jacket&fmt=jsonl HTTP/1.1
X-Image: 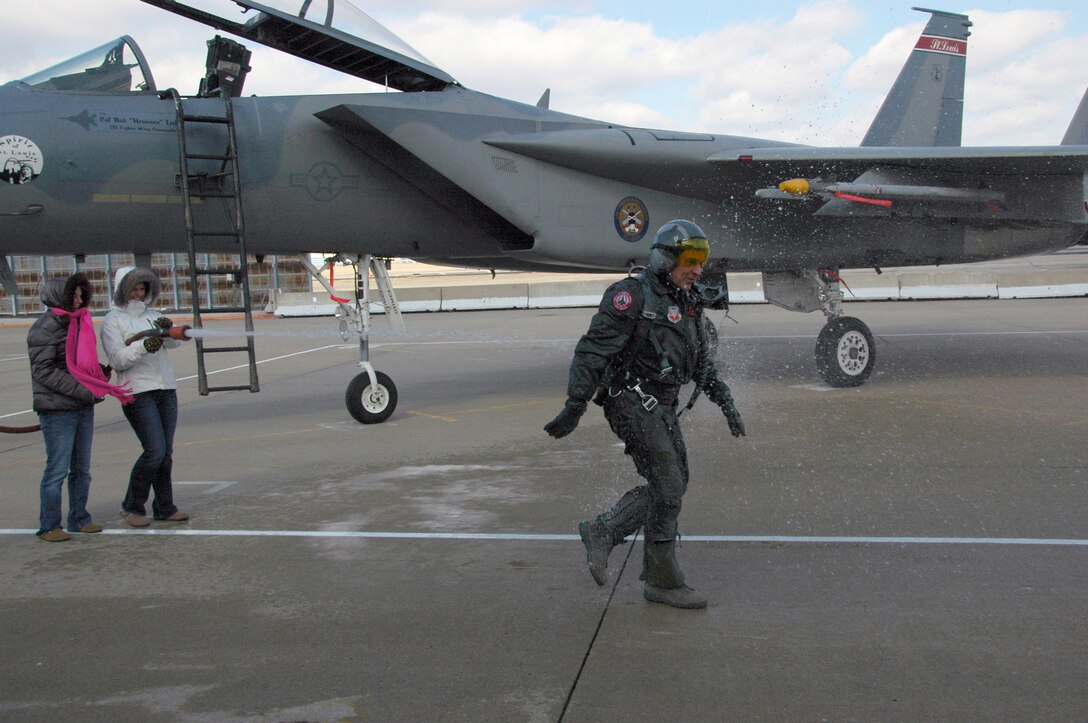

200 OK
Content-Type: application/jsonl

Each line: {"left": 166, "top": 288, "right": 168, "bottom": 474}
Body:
{"left": 101, "top": 267, "right": 190, "bottom": 527}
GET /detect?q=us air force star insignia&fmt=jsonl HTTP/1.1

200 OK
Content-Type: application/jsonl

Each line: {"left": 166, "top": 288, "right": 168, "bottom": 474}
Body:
{"left": 667, "top": 306, "right": 681, "bottom": 323}
{"left": 613, "top": 290, "right": 633, "bottom": 311}
{"left": 614, "top": 197, "right": 649, "bottom": 242}
{"left": 289, "top": 162, "right": 359, "bottom": 201}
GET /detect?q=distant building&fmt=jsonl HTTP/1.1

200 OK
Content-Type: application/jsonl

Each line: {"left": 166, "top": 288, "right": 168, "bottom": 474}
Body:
{"left": 2, "top": 253, "right": 312, "bottom": 315}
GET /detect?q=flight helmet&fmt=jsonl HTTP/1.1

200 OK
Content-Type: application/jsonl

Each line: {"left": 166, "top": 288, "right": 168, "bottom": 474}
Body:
{"left": 647, "top": 219, "right": 710, "bottom": 276}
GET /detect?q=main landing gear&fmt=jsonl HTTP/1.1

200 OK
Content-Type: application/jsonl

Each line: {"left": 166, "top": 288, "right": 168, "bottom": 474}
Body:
{"left": 299, "top": 253, "right": 403, "bottom": 423}
{"left": 762, "top": 269, "right": 876, "bottom": 387}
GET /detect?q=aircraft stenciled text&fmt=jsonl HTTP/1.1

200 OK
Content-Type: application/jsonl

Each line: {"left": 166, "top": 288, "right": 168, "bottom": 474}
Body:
{"left": 916, "top": 35, "right": 967, "bottom": 56}
{"left": 71, "top": 111, "right": 177, "bottom": 134}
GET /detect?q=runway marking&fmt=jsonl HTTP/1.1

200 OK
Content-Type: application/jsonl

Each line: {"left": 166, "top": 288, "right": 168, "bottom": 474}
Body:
{"left": 3, "top": 529, "right": 1088, "bottom": 545}
{"left": 174, "top": 480, "right": 237, "bottom": 493}
{"left": 176, "top": 344, "right": 343, "bottom": 382}
{"left": 403, "top": 410, "right": 459, "bottom": 422}
{"left": 367, "top": 330, "right": 1088, "bottom": 346}
{"left": 723, "top": 330, "right": 1088, "bottom": 341}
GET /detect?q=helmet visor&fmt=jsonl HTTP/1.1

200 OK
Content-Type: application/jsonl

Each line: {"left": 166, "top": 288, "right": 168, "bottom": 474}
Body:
{"left": 675, "top": 238, "right": 710, "bottom": 268}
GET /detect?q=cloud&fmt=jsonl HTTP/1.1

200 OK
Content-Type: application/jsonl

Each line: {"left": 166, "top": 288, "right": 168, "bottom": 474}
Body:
{"left": 4, "top": 2, "right": 1086, "bottom": 147}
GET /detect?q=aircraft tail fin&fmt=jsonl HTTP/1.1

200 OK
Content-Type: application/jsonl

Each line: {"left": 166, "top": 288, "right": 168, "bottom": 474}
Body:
{"left": 860, "top": 8, "right": 972, "bottom": 148}
{"left": 1061, "top": 87, "right": 1088, "bottom": 145}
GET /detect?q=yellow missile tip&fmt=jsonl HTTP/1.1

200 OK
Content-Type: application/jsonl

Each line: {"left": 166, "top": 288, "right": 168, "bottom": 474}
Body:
{"left": 779, "top": 179, "right": 811, "bottom": 196}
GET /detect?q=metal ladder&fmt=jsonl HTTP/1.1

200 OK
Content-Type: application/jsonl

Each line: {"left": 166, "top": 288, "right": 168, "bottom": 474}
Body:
{"left": 166, "top": 88, "right": 259, "bottom": 395}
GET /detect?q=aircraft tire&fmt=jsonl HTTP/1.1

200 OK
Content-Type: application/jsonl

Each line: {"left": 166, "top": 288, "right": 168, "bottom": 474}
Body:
{"left": 815, "top": 316, "right": 875, "bottom": 387}
{"left": 346, "top": 370, "right": 398, "bottom": 424}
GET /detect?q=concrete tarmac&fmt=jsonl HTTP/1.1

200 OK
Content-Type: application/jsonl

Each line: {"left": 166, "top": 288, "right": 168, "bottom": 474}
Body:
{"left": 0, "top": 294, "right": 1086, "bottom": 721}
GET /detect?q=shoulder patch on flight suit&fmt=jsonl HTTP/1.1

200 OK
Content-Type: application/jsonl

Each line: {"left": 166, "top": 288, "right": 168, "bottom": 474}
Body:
{"left": 613, "top": 290, "right": 633, "bottom": 311}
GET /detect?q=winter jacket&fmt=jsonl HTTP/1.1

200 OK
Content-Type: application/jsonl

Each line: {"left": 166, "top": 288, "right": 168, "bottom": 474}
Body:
{"left": 27, "top": 276, "right": 97, "bottom": 412}
{"left": 100, "top": 267, "right": 179, "bottom": 394}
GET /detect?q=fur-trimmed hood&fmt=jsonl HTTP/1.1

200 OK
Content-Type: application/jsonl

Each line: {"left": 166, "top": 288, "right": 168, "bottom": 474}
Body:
{"left": 40, "top": 272, "right": 92, "bottom": 311}
{"left": 112, "top": 266, "right": 161, "bottom": 308}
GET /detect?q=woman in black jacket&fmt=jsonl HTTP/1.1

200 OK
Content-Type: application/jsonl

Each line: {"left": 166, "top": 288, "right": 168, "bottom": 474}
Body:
{"left": 27, "top": 273, "right": 129, "bottom": 541}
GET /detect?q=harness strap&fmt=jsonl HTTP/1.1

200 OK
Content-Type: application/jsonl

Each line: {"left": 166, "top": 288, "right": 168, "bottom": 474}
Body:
{"left": 639, "top": 274, "right": 674, "bottom": 380}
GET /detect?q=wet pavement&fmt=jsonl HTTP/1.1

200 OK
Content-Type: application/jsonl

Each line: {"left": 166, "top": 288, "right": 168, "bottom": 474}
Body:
{"left": 1, "top": 295, "right": 1086, "bottom": 721}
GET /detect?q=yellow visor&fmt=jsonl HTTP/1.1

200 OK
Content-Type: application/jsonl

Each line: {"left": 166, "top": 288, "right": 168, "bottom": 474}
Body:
{"left": 675, "top": 238, "right": 710, "bottom": 267}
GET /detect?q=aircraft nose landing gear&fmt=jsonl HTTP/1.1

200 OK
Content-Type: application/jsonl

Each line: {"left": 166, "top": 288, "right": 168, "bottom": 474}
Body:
{"left": 346, "top": 368, "right": 397, "bottom": 424}
{"left": 300, "top": 253, "right": 404, "bottom": 424}
{"left": 815, "top": 315, "right": 875, "bottom": 387}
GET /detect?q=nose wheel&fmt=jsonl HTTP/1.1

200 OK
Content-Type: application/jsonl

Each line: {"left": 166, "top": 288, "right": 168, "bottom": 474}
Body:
{"left": 346, "top": 369, "right": 398, "bottom": 424}
{"left": 815, "top": 316, "right": 875, "bottom": 387}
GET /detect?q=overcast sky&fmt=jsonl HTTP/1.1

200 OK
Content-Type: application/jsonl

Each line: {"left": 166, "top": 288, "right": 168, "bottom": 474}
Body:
{"left": 5, "top": 1, "right": 1088, "bottom": 147}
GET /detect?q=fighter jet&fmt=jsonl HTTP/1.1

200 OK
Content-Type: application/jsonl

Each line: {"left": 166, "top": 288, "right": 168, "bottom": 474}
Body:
{"left": 2, "top": 1, "right": 1086, "bottom": 424}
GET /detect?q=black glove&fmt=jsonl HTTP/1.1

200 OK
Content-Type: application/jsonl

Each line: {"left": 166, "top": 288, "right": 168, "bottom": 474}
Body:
{"left": 718, "top": 395, "right": 745, "bottom": 438}
{"left": 143, "top": 335, "right": 163, "bottom": 353}
{"left": 544, "top": 399, "right": 587, "bottom": 439}
{"left": 154, "top": 317, "right": 173, "bottom": 330}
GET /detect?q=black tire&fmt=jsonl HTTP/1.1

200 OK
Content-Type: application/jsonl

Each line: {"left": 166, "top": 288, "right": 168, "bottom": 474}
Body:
{"left": 815, "top": 316, "right": 875, "bottom": 387}
{"left": 345, "top": 370, "right": 397, "bottom": 424}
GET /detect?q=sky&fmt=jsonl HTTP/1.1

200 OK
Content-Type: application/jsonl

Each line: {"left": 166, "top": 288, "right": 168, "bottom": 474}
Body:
{"left": 5, "top": 0, "right": 1088, "bottom": 147}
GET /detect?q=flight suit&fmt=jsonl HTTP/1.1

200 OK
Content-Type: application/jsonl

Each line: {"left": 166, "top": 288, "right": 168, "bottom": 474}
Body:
{"left": 565, "top": 270, "right": 738, "bottom": 583}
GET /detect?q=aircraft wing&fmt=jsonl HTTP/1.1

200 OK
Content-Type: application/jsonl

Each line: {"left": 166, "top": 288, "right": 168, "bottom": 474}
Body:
{"left": 709, "top": 145, "right": 1088, "bottom": 176}
{"left": 486, "top": 129, "right": 1088, "bottom": 207}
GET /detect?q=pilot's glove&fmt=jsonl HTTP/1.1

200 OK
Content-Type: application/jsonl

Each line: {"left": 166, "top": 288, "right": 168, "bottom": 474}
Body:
{"left": 544, "top": 398, "right": 587, "bottom": 439}
{"left": 718, "top": 395, "right": 745, "bottom": 438}
{"left": 143, "top": 335, "right": 163, "bottom": 354}
{"left": 154, "top": 317, "right": 173, "bottom": 330}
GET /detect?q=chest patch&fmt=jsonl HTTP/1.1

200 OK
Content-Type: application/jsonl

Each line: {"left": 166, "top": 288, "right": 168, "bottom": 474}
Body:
{"left": 667, "top": 305, "right": 682, "bottom": 323}
{"left": 612, "top": 290, "right": 633, "bottom": 312}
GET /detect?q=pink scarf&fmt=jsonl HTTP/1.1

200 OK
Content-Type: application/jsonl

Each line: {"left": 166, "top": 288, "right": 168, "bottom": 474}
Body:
{"left": 52, "top": 306, "right": 134, "bottom": 405}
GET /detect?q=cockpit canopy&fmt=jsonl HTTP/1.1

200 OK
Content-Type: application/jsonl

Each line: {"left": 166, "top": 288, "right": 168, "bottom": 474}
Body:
{"left": 141, "top": 0, "right": 455, "bottom": 91}
{"left": 19, "top": 37, "right": 156, "bottom": 93}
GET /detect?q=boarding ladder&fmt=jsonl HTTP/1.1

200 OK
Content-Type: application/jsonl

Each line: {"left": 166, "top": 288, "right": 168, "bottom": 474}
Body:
{"left": 165, "top": 88, "right": 259, "bottom": 395}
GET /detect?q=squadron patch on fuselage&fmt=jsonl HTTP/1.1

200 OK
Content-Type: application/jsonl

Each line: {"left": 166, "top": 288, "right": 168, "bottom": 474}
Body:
{"left": 614, "top": 197, "right": 649, "bottom": 242}
{"left": 0, "top": 135, "right": 43, "bottom": 185}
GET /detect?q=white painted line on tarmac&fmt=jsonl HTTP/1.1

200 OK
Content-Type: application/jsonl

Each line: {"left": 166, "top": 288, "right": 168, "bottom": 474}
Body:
{"left": 3, "top": 529, "right": 1088, "bottom": 546}
{"left": 174, "top": 480, "right": 238, "bottom": 493}
{"left": 176, "top": 344, "right": 343, "bottom": 382}
{"left": 723, "top": 330, "right": 1088, "bottom": 340}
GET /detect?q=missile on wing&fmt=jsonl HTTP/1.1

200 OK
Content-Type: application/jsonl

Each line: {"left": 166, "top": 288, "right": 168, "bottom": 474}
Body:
{"left": 758, "top": 178, "right": 1006, "bottom": 207}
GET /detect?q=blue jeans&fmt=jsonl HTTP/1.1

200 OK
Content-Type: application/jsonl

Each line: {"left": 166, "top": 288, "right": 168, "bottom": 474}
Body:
{"left": 37, "top": 407, "right": 95, "bottom": 534}
{"left": 121, "top": 389, "right": 179, "bottom": 519}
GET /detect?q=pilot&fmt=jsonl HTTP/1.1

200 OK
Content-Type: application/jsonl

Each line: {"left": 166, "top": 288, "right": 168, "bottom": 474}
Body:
{"left": 544, "top": 219, "right": 745, "bottom": 609}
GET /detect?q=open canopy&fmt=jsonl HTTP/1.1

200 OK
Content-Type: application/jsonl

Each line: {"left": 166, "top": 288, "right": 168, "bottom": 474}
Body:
{"left": 139, "top": 0, "right": 455, "bottom": 91}
{"left": 18, "top": 36, "right": 156, "bottom": 93}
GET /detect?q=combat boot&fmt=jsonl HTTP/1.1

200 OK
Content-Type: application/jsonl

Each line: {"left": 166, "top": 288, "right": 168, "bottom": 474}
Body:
{"left": 578, "top": 486, "right": 651, "bottom": 586}
{"left": 642, "top": 539, "right": 707, "bottom": 609}
{"left": 578, "top": 519, "right": 614, "bottom": 586}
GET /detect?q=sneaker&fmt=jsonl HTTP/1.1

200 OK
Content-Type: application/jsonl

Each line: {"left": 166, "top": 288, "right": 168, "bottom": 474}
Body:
{"left": 71, "top": 523, "right": 103, "bottom": 533}
{"left": 155, "top": 511, "right": 190, "bottom": 522}
{"left": 120, "top": 511, "right": 151, "bottom": 527}
{"left": 38, "top": 528, "right": 71, "bottom": 542}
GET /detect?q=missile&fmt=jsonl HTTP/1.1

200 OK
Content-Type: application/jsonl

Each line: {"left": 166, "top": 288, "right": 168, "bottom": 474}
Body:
{"left": 757, "top": 178, "right": 1006, "bottom": 206}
